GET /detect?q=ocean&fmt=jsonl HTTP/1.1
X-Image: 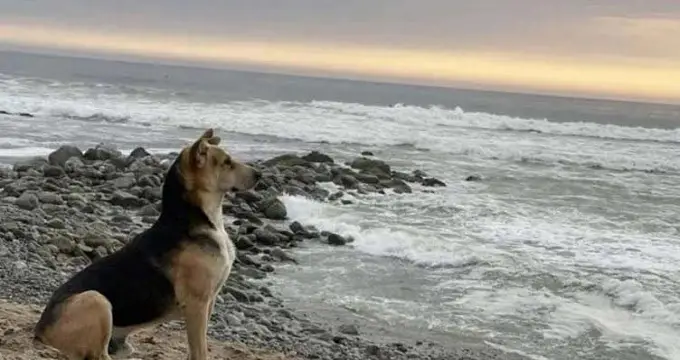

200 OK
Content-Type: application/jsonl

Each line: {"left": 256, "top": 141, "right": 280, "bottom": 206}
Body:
{"left": 1, "top": 50, "right": 680, "bottom": 360}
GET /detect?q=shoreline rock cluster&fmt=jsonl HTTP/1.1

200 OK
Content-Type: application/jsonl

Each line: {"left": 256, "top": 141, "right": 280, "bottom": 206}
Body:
{"left": 0, "top": 142, "right": 471, "bottom": 360}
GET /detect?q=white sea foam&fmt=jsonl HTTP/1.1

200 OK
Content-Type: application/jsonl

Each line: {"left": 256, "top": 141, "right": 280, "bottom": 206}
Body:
{"left": 280, "top": 194, "right": 490, "bottom": 268}
{"left": 1, "top": 75, "right": 679, "bottom": 173}
{"left": 3, "top": 73, "right": 680, "bottom": 359}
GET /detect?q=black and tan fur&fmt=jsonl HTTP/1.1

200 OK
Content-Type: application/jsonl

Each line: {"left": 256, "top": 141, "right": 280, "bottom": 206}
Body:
{"left": 33, "top": 129, "right": 261, "bottom": 360}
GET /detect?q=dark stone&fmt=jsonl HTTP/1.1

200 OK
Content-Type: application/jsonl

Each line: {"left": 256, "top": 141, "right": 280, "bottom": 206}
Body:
{"left": 361, "top": 151, "right": 374, "bottom": 156}
{"left": 334, "top": 174, "right": 358, "bottom": 189}
{"left": 423, "top": 177, "right": 447, "bottom": 186}
{"left": 328, "top": 191, "right": 344, "bottom": 201}
{"left": 261, "top": 197, "right": 287, "bottom": 220}
{"left": 350, "top": 157, "right": 391, "bottom": 175}
{"left": 13, "top": 157, "right": 47, "bottom": 172}
{"left": 464, "top": 175, "right": 482, "bottom": 182}
{"left": 262, "top": 154, "right": 310, "bottom": 168}
{"left": 224, "top": 286, "right": 250, "bottom": 303}
{"left": 382, "top": 178, "right": 412, "bottom": 194}
{"left": 234, "top": 235, "right": 255, "bottom": 250}
{"left": 15, "top": 192, "right": 39, "bottom": 210}
{"left": 301, "top": 151, "right": 334, "bottom": 164}
{"left": 355, "top": 173, "right": 380, "bottom": 184}
{"left": 270, "top": 248, "right": 298, "bottom": 264}
{"left": 109, "top": 174, "right": 136, "bottom": 189}
{"left": 253, "top": 228, "right": 280, "bottom": 245}
{"left": 127, "top": 147, "right": 151, "bottom": 161}
{"left": 327, "top": 233, "right": 347, "bottom": 246}
{"left": 48, "top": 145, "right": 83, "bottom": 167}
{"left": 83, "top": 143, "right": 123, "bottom": 162}
{"left": 235, "top": 190, "right": 263, "bottom": 204}
{"left": 289, "top": 221, "right": 305, "bottom": 234}
{"left": 109, "top": 191, "right": 146, "bottom": 208}
{"left": 338, "top": 324, "right": 359, "bottom": 335}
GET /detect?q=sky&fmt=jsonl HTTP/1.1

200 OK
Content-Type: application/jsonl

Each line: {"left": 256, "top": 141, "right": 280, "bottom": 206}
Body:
{"left": 1, "top": 0, "right": 680, "bottom": 103}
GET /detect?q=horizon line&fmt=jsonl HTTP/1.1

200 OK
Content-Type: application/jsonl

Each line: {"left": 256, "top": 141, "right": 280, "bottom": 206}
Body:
{"left": 2, "top": 47, "right": 680, "bottom": 108}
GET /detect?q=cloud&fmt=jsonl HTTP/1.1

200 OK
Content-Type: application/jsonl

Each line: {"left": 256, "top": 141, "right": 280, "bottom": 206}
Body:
{"left": 1, "top": 0, "right": 680, "bottom": 102}
{"left": 2, "top": 22, "right": 679, "bottom": 103}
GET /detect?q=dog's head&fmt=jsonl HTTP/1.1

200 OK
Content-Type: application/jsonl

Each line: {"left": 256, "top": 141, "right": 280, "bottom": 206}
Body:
{"left": 178, "top": 128, "right": 261, "bottom": 196}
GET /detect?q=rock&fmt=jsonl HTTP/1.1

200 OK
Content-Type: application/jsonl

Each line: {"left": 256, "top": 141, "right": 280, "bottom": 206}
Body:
{"left": 382, "top": 179, "right": 412, "bottom": 194}
{"left": 224, "top": 286, "right": 250, "bottom": 303}
{"left": 109, "top": 191, "right": 145, "bottom": 208}
{"left": 52, "top": 236, "right": 75, "bottom": 253}
{"left": 328, "top": 191, "right": 344, "bottom": 201}
{"left": 81, "top": 233, "right": 109, "bottom": 248}
{"left": 270, "top": 248, "right": 298, "bottom": 264}
{"left": 355, "top": 173, "right": 380, "bottom": 184}
{"left": 327, "top": 233, "right": 347, "bottom": 246}
{"left": 13, "top": 157, "right": 47, "bottom": 172}
{"left": 234, "top": 235, "right": 255, "bottom": 250}
{"left": 15, "top": 192, "right": 39, "bottom": 210}
{"left": 138, "top": 204, "right": 159, "bottom": 217}
{"left": 334, "top": 174, "right": 358, "bottom": 189}
{"left": 48, "top": 145, "right": 83, "bottom": 167}
{"left": 262, "top": 154, "right": 309, "bottom": 168}
{"left": 234, "top": 190, "right": 263, "bottom": 204}
{"left": 64, "top": 157, "right": 85, "bottom": 173}
{"left": 83, "top": 143, "right": 123, "bottom": 162}
{"left": 137, "top": 175, "right": 160, "bottom": 188}
{"left": 253, "top": 228, "right": 280, "bottom": 246}
{"left": 361, "top": 151, "right": 374, "bottom": 156}
{"left": 422, "top": 177, "right": 447, "bottom": 186}
{"left": 301, "top": 151, "right": 334, "bottom": 164}
{"left": 37, "top": 192, "right": 63, "bottom": 205}
{"left": 261, "top": 197, "right": 287, "bottom": 220}
{"left": 366, "top": 345, "right": 381, "bottom": 356}
{"left": 127, "top": 147, "right": 151, "bottom": 161}
{"left": 111, "top": 214, "right": 132, "bottom": 223}
{"left": 225, "top": 314, "right": 243, "bottom": 326}
{"left": 109, "top": 174, "right": 136, "bottom": 189}
{"left": 350, "top": 157, "right": 391, "bottom": 175}
{"left": 464, "top": 175, "right": 482, "bottom": 182}
{"left": 289, "top": 221, "right": 305, "bottom": 234}
{"left": 240, "top": 267, "right": 267, "bottom": 280}
{"left": 47, "top": 219, "right": 66, "bottom": 229}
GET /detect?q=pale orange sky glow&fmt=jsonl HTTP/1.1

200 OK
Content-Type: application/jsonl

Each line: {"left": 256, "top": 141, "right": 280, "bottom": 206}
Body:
{"left": 2, "top": 23, "right": 679, "bottom": 104}
{"left": 2, "top": 0, "right": 680, "bottom": 104}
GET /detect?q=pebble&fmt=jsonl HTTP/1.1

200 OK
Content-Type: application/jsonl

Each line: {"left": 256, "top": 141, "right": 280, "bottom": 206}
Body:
{"left": 15, "top": 192, "right": 39, "bottom": 210}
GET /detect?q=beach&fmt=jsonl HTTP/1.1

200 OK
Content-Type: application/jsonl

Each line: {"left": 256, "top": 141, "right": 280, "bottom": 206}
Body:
{"left": 1, "top": 51, "right": 680, "bottom": 360}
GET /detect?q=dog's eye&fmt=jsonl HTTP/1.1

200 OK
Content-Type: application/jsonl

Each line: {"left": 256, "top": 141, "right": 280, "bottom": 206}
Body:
{"left": 223, "top": 158, "right": 232, "bottom": 167}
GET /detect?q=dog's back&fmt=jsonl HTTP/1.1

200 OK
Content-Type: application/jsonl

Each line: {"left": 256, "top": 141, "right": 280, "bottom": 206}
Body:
{"left": 34, "top": 158, "right": 208, "bottom": 350}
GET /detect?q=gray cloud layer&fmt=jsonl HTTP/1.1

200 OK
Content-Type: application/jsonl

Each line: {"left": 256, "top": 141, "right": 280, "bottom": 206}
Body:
{"left": 3, "top": 0, "right": 679, "bottom": 55}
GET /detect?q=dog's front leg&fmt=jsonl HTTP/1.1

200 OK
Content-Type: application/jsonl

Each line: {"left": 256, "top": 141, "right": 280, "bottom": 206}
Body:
{"left": 183, "top": 297, "right": 211, "bottom": 360}
{"left": 172, "top": 246, "right": 217, "bottom": 360}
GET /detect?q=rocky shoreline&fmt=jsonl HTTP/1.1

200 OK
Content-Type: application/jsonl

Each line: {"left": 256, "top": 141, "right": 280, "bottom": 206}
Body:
{"left": 0, "top": 142, "right": 510, "bottom": 360}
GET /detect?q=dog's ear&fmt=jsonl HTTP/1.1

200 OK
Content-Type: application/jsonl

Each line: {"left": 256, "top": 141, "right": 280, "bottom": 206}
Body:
{"left": 206, "top": 136, "right": 221, "bottom": 145}
{"left": 200, "top": 128, "right": 214, "bottom": 139}
{"left": 190, "top": 138, "right": 209, "bottom": 168}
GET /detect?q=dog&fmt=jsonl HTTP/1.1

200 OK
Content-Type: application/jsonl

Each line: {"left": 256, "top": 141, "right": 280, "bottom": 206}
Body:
{"left": 33, "top": 128, "right": 261, "bottom": 360}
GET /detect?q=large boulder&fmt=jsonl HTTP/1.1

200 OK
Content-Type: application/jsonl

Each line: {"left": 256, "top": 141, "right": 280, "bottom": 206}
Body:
{"left": 48, "top": 145, "right": 83, "bottom": 167}
{"left": 84, "top": 143, "right": 123, "bottom": 162}
{"left": 262, "top": 154, "right": 310, "bottom": 168}
{"left": 261, "top": 197, "right": 287, "bottom": 220}
{"left": 301, "top": 151, "right": 334, "bottom": 164}
{"left": 350, "top": 157, "right": 391, "bottom": 176}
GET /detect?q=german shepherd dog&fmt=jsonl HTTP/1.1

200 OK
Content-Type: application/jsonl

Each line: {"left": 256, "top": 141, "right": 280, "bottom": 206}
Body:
{"left": 33, "top": 129, "right": 261, "bottom": 360}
